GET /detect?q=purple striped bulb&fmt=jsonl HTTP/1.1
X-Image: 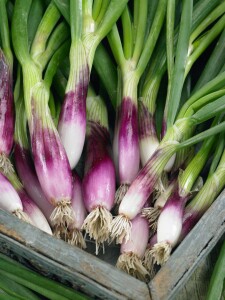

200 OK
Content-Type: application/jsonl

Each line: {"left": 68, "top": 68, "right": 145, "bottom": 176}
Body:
{"left": 30, "top": 97, "right": 72, "bottom": 206}
{"left": 150, "top": 187, "right": 190, "bottom": 265}
{"left": 0, "top": 50, "right": 14, "bottom": 160}
{"left": 83, "top": 122, "right": 116, "bottom": 212}
{"left": 58, "top": 66, "right": 89, "bottom": 169}
{"left": 138, "top": 101, "right": 159, "bottom": 166}
{"left": 70, "top": 172, "right": 87, "bottom": 230}
{"left": 65, "top": 172, "right": 87, "bottom": 249}
{"left": 117, "top": 97, "right": 140, "bottom": 184}
{"left": 82, "top": 121, "right": 116, "bottom": 253}
{"left": 120, "top": 214, "right": 149, "bottom": 257}
{"left": 28, "top": 84, "right": 73, "bottom": 228}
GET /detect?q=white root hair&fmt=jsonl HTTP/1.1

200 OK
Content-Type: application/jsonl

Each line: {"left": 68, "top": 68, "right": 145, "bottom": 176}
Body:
{"left": 117, "top": 252, "right": 150, "bottom": 282}
{"left": 110, "top": 214, "right": 132, "bottom": 244}
{"left": 82, "top": 206, "right": 112, "bottom": 255}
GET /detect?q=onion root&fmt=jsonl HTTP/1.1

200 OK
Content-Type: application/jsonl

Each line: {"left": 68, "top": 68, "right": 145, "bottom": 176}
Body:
{"left": 116, "top": 252, "right": 150, "bottom": 282}
{"left": 150, "top": 241, "right": 172, "bottom": 265}
{"left": 111, "top": 214, "right": 132, "bottom": 244}
{"left": 82, "top": 206, "right": 112, "bottom": 254}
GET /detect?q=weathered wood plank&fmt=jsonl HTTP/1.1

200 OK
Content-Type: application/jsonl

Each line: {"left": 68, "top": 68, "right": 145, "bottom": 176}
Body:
{"left": 174, "top": 235, "right": 224, "bottom": 300}
{"left": 149, "top": 189, "right": 225, "bottom": 300}
{"left": 0, "top": 210, "right": 150, "bottom": 300}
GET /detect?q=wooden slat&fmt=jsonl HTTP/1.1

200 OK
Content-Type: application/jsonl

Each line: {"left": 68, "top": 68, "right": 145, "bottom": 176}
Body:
{"left": 0, "top": 210, "right": 150, "bottom": 300}
{"left": 149, "top": 189, "right": 225, "bottom": 300}
{"left": 175, "top": 235, "right": 224, "bottom": 300}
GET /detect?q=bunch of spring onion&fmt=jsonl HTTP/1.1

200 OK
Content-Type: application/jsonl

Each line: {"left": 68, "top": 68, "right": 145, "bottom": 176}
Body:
{"left": 145, "top": 137, "right": 225, "bottom": 271}
{"left": 110, "top": 0, "right": 225, "bottom": 245}
{"left": 148, "top": 120, "right": 219, "bottom": 265}
{"left": 107, "top": 0, "right": 167, "bottom": 207}
{"left": 1, "top": 0, "right": 225, "bottom": 286}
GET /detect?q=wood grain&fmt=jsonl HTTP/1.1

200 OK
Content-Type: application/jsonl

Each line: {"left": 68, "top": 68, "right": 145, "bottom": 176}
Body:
{"left": 0, "top": 210, "right": 150, "bottom": 300}
{"left": 0, "top": 188, "right": 224, "bottom": 299}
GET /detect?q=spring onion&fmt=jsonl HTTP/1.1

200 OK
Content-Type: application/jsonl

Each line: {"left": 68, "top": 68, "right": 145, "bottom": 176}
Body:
{"left": 82, "top": 92, "right": 116, "bottom": 254}
{"left": 65, "top": 171, "right": 87, "bottom": 249}
{"left": 56, "top": 0, "right": 128, "bottom": 169}
{"left": 12, "top": 0, "right": 74, "bottom": 229}
{"left": 116, "top": 214, "right": 149, "bottom": 281}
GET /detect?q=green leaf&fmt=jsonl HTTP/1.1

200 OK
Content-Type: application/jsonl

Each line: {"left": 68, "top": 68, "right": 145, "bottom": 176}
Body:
{"left": 206, "top": 239, "right": 225, "bottom": 300}
{"left": 0, "top": 274, "right": 40, "bottom": 300}
{"left": 165, "top": 0, "right": 193, "bottom": 128}
{"left": 0, "top": 254, "right": 88, "bottom": 300}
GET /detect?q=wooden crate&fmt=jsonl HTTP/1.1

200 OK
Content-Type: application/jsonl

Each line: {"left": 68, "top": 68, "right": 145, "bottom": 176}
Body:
{"left": 0, "top": 189, "right": 224, "bottom": 300}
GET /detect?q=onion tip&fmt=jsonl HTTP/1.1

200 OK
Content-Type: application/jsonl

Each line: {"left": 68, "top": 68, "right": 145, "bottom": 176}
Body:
{"left": 66, "top": 228, "right": 87, "bottom": 249}
{"left": 50, "top": 200, "right": 74, "bottom": 228}
{"left": 150, "top": 241, "right": 172, "bottom": 265}
{"left": 0, "top": 153, "right": 14, "bottom": 175}
{"left": 82, "top": 206, "right": 112, "bottom": 254}
{"left": 13, "top": 209, "right": 32, "bottom": 224}
{"left": 142, "top": 248, "right": 156, "bottom": 279}
{"left": 111, "top": 215, "right": 132, "bottom": 244}
{"left": 114, "top": 183, "right": 129, "bottom": 212}
{"left": 142, "top": 207, "right": 160, "bottom": 232}
{"left": 116, "top": 252, "right": 150, "bottom": 282}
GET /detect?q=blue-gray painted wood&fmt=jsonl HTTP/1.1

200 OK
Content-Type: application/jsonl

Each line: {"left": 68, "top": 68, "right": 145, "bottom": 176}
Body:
{"left": 0, "top": 210, "right": 150, "bottom": 300}
{"left": 0, "top": 189, "right": 224, "bottom": 299}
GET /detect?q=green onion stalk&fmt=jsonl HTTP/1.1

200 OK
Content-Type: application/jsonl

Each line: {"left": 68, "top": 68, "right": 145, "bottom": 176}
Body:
{"left": 144, "top": 0, "right": 222, "bottom": 138}
{"left": 164, "top": 1, "right": 225, "bottom": 132}
{"left": 50, "top": 1, "right": 119, "bottom": 108}
{"left": 0, "top": 253, "right": 87, "bottom": 300}
{"left": 173, "top": 23, "right": 225, "bottom": 171}
{"left": 0, "top": 273, "right": 41, "bottom": 300}
{"left": 12, "top": 0, "right": 75, "bottom": 230}
{"left": 180, "top": 143, "right": 225, "bottom": 243}
{"left": 107, "top": 0, "right": 167, "bottom": 208}
{"left": 54, "top": 0, "right": 128, "bottom": 170}
{"left": 138, "top": 59, "right": 166, "bottom": 167}
{"left": 206, "top": 239, "right": 225, "bottom": 300}
{"left": 137, "top": 1, "right": 225, "bottom": 178}
{"left": 165, "top": 4, "right": 225, "bottom": 171}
